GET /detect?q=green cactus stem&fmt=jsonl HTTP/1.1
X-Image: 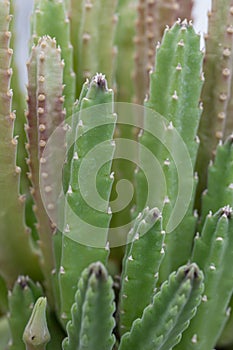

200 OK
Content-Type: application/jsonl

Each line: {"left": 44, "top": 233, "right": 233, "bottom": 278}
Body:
{"left": 9, "top": 0, "right": 29, "bottom": 195}
{"left": 62, "top": 262, "right": 115, "bottom": 350}
{"left": 58, "top": 74, "right": 116, "bottom": 324}
{"left": 137, "top": 20, "right": 203, "bottom": 282}
{"left": 71, "top": 80, "right": 89, "bottom": 137}
{"left": 118, "top": 263, "right": 204, "bottom": 350}
{"left": 23, "top": 297, "right": 50, "bottom": 350}
{"left": 62, "top": 82, "right": 90, "bottom": 194}
{"left": 50, "top": 230, "right": 63, "bottom": 317}
{"left": 218, "top": 295, "right": 233, "bottom": 347}
{"left": 118, "top": 207, "right": 165, "bottom": 335}
{"left": 32, "top": 0, "right": 75, "bottom": 119}
{"left": 0, "top": 0, "right": 42, "bottom": 287}
{"left": 0, "top": 316, "right": 10, "bottom": 348}
{"left": 175, "top": 206, "right": 233, "bottom": 350}
{"left": 145, "top": 20, "right": 203, "bottom": 164}
{"left": 58, "top": 237, "right": 110, "bottom": 327}
{"left": 197, "top": 136, "right": 233, "bottom": 347}
{"left": 8, "top": 276, "right": 43, "bottom": 350}
{"left": 110, "top": 0, "right": 141, "bottom": 250}
{"left": 26, "top": 36, "right": 66, "bottom": 306}
{"left": 112, "top": 2, "right": 181, "bottom": 240}
{"left": 195, "top": 0, "right": 233, "bottom": 210}
{"left": 200, "top": 135, "right": 233, "bottom": 225}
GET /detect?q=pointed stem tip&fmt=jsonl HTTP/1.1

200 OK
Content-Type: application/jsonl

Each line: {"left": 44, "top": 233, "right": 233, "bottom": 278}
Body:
{"left": 23, "top": 297, "right": 50, "bottom": 350}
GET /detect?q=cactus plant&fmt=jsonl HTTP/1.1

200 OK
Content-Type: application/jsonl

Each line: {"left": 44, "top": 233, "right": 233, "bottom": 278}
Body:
{"left": 1, "top": 0, "right": 233, "bottom": 349}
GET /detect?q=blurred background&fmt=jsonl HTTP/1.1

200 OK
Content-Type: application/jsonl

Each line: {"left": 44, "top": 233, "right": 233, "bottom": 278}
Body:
{"left": 13, "top": 0, "right": 212, "bottom": 90}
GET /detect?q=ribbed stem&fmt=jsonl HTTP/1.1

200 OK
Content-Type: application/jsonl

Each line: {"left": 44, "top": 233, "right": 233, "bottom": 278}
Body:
{"left": 32, "top": 0, "right": 75, "bottom": 119}
{"left": 175, "top": 207, "right": 233, "bottom": 350}
{"left": 195, "top": 0, "right": 233, "bottom": 210}
{"left": 62, "top": 262, "right": 115, "bottom": 350}
{"left": 26, "top": 36, "right": 66, "bottom": 307}
{"left": 0, "top": 0, "right": 41, "bottom": 287}
{"left": 119, "top": 207, "right": 164, "bottom": 335}
{"left": 58, "top": 74, "right": 116, "bottom": 325}
{"left": 137, "top": 21, "right": 203, "bottom": 282}
{"left": 8, "top": 276, "right": 43, "bottom": 350}
{"left": 119, "top": 264, "right": 204, "bottom": 350}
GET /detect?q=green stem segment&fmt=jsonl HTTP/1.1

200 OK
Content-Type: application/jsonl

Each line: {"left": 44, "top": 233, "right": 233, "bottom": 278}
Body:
{"left": 0, "top": 0, "right": 41, "bottom": 287}
{"left": 58, "top": 74, "right": 116, "bottom": 324}
{"left": 8, "top": 277, "right": 43, "bottom": 350}
{"left": 175, "top": 207, "right": 233, "bottom": 350}
{"left": 196, "top": 132, "right": 233, "bottom": 348}
{"left": 23, "top": 297, "right": 50, "bottom": 350}
{"left": 200, "top": 135, "right": 233, "bottom": 225}
{"left": 32, "top": 0, "right": 75, "bottom": 119}
{"left": 9, "top": 0, "right": 28, "bottom": 195}
{"left": 26, "top": 36, "right": 66, "bottom": 306}
{"left": 195, "top": 0, "right": 233, "bottom": 208}
{"left": 119, "top": 207, "right": 165, "bottom": 335}
{"left": 119, "top": 263, "right": 204, "bottom": 350}
{"left": 138, "top": 20, "right": 203, "bottom": 282}
{"left": 62, "top": 262, "right": 115, "bottom": 350}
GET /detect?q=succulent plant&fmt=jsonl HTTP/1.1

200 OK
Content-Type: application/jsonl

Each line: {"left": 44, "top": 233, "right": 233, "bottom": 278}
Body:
{"left": 1, "top": 0, "right": 233, "bottom": 349}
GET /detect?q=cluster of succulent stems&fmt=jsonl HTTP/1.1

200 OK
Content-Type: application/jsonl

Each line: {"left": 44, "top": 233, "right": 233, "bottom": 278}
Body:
{"left": 1, "top": 0, "right": 233, "bottom": 349}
